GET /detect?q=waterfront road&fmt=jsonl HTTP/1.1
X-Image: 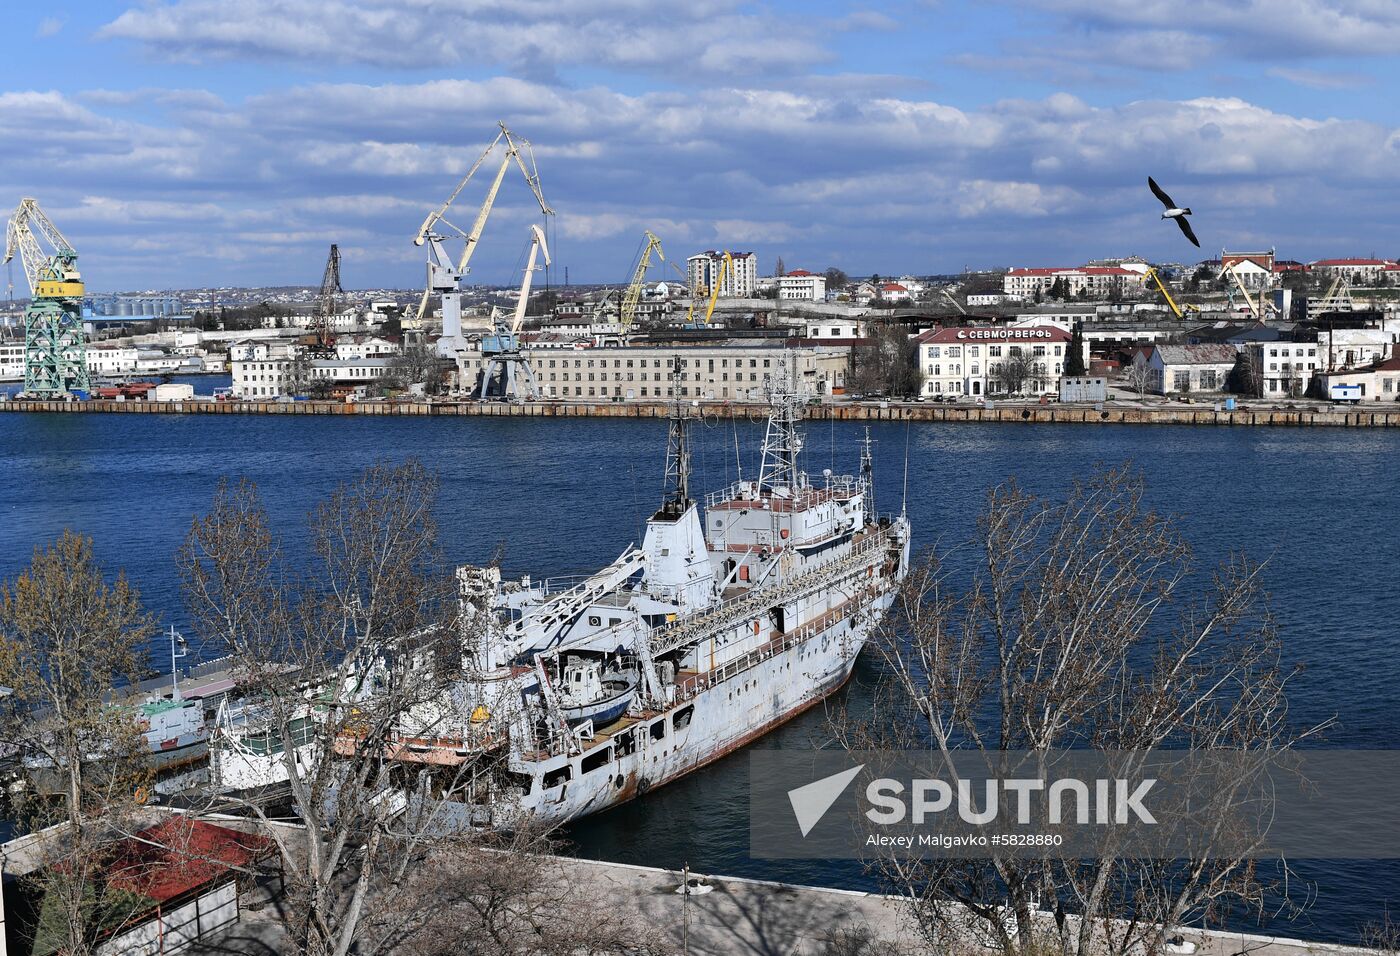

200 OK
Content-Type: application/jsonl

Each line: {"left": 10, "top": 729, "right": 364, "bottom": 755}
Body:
{"left": 193, "top": 856, "right": 1380, "bottom": 955}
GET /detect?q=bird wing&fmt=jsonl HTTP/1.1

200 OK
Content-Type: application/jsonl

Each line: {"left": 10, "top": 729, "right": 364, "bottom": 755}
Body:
{"left": 1148, "top": 176, "right": 1176, "bottom": 209}
{"left": 1175, "top": 215, "right": 1200, "bottom": 248}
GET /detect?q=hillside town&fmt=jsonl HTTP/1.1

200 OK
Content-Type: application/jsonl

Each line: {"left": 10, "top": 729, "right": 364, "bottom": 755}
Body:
{"left": 3, "top": 247, "right": 1399, "bottom": 407}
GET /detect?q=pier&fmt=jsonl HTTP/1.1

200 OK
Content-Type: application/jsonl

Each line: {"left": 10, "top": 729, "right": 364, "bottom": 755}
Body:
{"left": 3, "top": 397, "right": 1400, "bottom": 428}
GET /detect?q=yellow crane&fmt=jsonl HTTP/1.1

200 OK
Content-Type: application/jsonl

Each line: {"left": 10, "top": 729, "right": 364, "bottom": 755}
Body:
{"left": 1145, "top": 266, "right": 1198, "bottom": 320}
{"left": 619, "top": 231, "right": 664, "bottom": 334}
{"left": 688, "top": 251, "right": 734, "bottom": 327}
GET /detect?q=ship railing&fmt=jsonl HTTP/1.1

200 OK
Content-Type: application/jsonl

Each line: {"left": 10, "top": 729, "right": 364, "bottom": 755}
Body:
{"left": 704, "top": 477, "right": 862, "bottom": 512}
{"left": 648, "top": 529, "right": 891, "bottom": 659}
{"left": 704, "top": 481, "right": 752, "bottom": 510}
{"left": 673, "top": 586, "right": 878, "bottom": 703}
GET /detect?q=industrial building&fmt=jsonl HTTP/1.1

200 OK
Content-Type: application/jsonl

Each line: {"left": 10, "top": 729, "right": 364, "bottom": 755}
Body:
{"left": 456, "top": 343, "right": 848, "bottom": 401}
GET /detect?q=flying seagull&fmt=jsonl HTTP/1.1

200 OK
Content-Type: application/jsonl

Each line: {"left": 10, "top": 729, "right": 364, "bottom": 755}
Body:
{"left": 1148, "top": 176, "right": 1199, "bottom": 247}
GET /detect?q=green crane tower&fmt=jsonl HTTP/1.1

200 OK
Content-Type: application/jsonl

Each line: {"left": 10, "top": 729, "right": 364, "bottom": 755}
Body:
{"left": 3, "top": 198, "right": 91, "bottom": 397}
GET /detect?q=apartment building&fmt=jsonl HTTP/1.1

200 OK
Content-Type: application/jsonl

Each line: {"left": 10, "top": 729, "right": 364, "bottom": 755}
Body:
{"left": 1311, "top": 258, "right": 1395, "bottom": 284}
{"left": 687, "top": 252, "right": 758, "bottom": 298}
{"left": 1003, "top": 266, "right": 1142, "bottom": 299}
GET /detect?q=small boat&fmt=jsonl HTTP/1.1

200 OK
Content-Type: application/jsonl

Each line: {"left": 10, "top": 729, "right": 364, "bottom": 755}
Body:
{"left": 557, "top": 659, "right": 636, "bottom": 728}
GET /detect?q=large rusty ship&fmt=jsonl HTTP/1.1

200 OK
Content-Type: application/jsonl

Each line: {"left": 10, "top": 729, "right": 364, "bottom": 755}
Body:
{"left": 374, "top": 371, "right": 911, "bottom": 828}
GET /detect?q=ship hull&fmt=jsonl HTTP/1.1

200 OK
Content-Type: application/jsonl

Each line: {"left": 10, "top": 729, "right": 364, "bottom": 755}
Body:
{"left": 431, "top": 585, "right": 895, "bottom": 830}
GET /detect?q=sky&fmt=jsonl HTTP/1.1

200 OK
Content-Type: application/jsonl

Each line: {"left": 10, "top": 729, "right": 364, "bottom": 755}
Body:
{"left": 4, "top": 1, "right": 1400, "bottom": 291}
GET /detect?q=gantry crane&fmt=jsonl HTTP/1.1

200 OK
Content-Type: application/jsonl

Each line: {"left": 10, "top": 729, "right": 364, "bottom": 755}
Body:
{"left": 414, "top": 122, "right": 552, "bottom": 356}
{"left": 619, "top": 231, "right": 665, "bottom": 335}
{"left": 311, "top": 243, "right": 342, "bottom": 349}
{"left": 478, "top": 225, "right": 550, "bottom": 401}
{"left": 3, "top": 198, "right": 92, "bottom": 397}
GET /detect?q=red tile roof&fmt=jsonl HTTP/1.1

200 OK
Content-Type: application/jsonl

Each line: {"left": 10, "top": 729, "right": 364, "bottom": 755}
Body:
{"left": 784, "top": 269, "right": 815, "bottom": 277}
{"left": 881, "top": 283, "right": 908, "bottom": 292}
{"left": 106, "top": 818, "right": 273, "bottom": 903}
{"left": 1006, "top": 267, "right": 1071, "bottom": 276}
{"left": 1312, "top": 258, "right": 1393, "bottom": 267}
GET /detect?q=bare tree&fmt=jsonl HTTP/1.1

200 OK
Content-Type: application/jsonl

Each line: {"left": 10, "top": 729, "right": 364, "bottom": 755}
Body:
{"left": 849, "top": 320, "right": 922, "bottom": 397}
{"left": 366, "top": 827, "right": 674, "bottom": 956}
{"left": 0, "top": 532, "right": 156, "bottom": 955}
{"left": 841, "top": 468, "right": 1322, "bottom": 956}
{"left": 992, "top": 350, "right": 1033, "bottom": 395}
{"left": 179, "top": 463, "right": 472, "bottom": 956}
{"left": 389, "top": 342, "right": 453, "bottom": 395}
{"left": 1124, "top": 357, "right": 1154, "bottom": 399}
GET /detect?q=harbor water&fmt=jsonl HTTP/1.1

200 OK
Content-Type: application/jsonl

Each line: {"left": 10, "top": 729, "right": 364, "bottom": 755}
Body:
{"left": 0, "top": 411, "right": 1396, "bottom": 944}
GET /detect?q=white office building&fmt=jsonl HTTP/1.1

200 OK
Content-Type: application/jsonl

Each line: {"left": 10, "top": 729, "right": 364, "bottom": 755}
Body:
{"left": 915, "top": 325, "right": 1080, "bottom": 398}
{"left": 230, "top": 340, "right": 299, "bottom": 398}
{"left": 777, "top": 270, "right": 827, "bottom": 301}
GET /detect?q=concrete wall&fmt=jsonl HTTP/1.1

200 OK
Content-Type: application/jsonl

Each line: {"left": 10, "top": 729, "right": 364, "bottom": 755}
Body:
{"left": 4, "top": 397, "right": 1400, "bottom": 428}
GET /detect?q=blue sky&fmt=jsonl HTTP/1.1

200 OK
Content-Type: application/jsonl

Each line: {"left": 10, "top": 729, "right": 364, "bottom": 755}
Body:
{"left": 4, "top": 1, "right": 1399, "bottom": 291}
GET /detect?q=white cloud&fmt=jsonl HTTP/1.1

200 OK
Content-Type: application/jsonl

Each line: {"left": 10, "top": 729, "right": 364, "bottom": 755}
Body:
{"left": 5, "top": 78, "right": 1400, "bottom": 288}
{"left": 98, "top": 0, "right": 845, "bottom": 80}
{"left": 36, "top": 16, "right": 66, "bottom": 38}
{"left": 1266, "top": 66, "right": 1373, "bottom": 90}
{"left": 1004, "top": 0, "right": 1400, "bottom": 71}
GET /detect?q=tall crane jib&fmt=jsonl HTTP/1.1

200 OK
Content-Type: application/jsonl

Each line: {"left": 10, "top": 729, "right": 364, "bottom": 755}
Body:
{"left": 313, "top": 244, "right": 343, "bottom": 349}
{"left": 413, "top": 121, "right": 552, "bottom": 359}
{"left": 3, "top": 198, "right": 92, "bottom": 398}
{"left": 620, "top": 231, "right": 664, "bottom": 335}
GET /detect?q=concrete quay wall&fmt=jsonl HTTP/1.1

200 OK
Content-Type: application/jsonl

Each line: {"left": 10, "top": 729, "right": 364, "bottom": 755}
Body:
{"left": 3, "top": 397, "right": 1399, "bottom": 428}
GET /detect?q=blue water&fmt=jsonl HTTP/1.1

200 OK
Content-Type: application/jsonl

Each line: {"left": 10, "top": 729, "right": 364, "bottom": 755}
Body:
{"left": 0, "top": 411, "right": 1395, "bottom": 943}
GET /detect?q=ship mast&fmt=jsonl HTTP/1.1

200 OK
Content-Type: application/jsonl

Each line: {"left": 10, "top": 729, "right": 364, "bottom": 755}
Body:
{"left": 860, "top": 426, "right": 876, "bottom": 522}
{"left": 657, "top": 357, "right": 693, "bottom": 520}
{"left": 758, "top": 361, "right": 805, "bottom": 493}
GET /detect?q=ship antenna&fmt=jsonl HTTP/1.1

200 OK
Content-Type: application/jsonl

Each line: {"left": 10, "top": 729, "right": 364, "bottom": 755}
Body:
{"left": 901, "top": 419, "right": 911, "bottom": 519}
{"left": 860, "top": 426, "right": 876, "bottom": 522}
{"left": 658, "top": 357, "right": 693, "bottom": 519}
{"left": 757, "top": 359, "right": 804, "bottom": 493}
{"left": 732, "top": 417, "right": 742, "bottom": 484}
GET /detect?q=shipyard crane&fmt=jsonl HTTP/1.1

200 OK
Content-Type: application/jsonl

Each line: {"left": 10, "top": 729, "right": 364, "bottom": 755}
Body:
{"left": 478, "top": 224, "right": 550, "bottom": 401}
{"left": 414, "top": 122, "right": 552, "bottom": 355}
{"left": 619, "top": 231, "right": 665, "bottom": 335}
{"left": 1222, "top": 260, "right": 1265, "bottom": 321}
{"left": 311, "top": 243, "right": 342, "bottom": 349}
{"left": 686, "top": 251, "right": 734, "bottom": 328}
{"left": 3, "top": 198, "right": 91, "bottom": 397}
{"left": 1144, "top": 266, "right": 1198, "bottom": 320}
